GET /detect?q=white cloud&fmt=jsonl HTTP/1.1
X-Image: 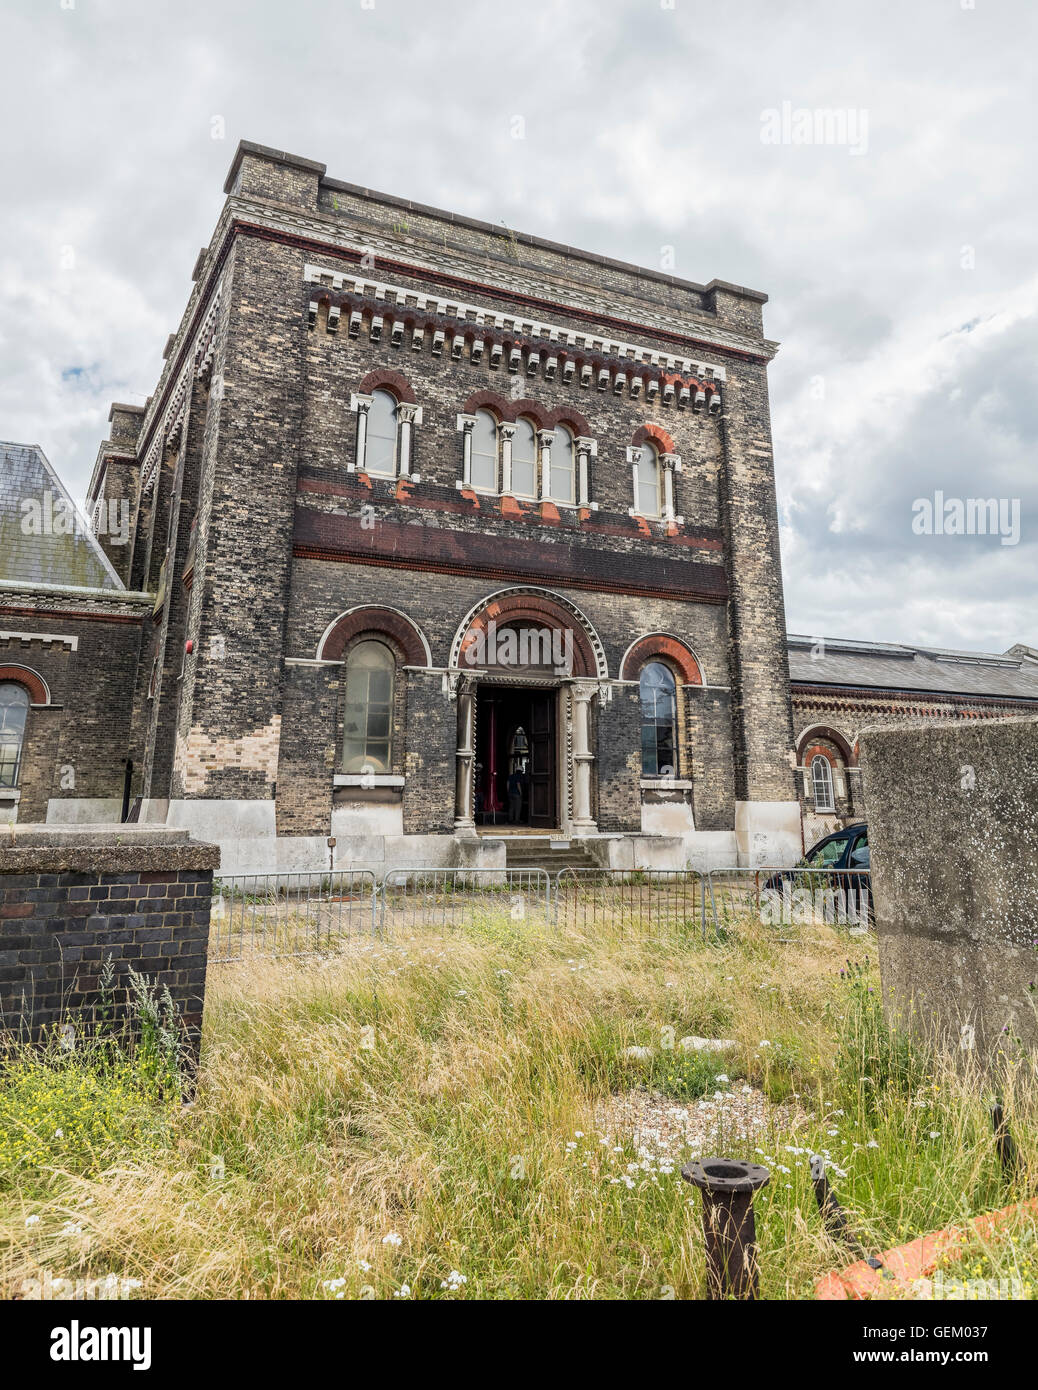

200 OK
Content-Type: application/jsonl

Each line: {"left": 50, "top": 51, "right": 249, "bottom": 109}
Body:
{"left": 0, "top": 0, "right": 1035, "bottom": 648}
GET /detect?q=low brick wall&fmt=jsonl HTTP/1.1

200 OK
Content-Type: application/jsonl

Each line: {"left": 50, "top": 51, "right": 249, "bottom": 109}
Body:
{"left": 0, "top": 827, "right": 219, "bottom": 1066}
{"left": 858, "top": 716, "right": 1038, "bottom": 1067}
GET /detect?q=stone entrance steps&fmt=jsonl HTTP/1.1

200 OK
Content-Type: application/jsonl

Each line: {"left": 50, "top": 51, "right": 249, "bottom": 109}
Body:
{"left": 501, "top": 838, "right": 599, "bottom": 873}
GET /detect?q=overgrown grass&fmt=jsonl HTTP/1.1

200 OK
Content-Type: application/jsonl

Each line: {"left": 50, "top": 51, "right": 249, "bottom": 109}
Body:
{"left": 1, "top": 910, "right": 1034, "bottom": 1299}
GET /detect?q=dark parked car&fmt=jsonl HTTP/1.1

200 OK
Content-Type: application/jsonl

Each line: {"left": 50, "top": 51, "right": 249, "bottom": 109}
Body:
{"left": 763, "top": 823, "right": 871, "bottom": 922}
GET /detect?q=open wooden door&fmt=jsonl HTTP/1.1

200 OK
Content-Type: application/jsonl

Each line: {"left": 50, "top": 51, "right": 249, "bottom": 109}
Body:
{"left": 527, "top": 691, "right": 556, "bottom": 828}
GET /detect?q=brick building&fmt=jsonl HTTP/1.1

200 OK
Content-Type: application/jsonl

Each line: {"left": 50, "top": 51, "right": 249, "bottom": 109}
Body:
{"left": 2, "top": 140, "right": 803, "bottom": 874}
{"left": 0, "top": 441, "right": 150, "bottom": 827}
{"left": 790, "top": 635, "right": 1038, "bottom": 847}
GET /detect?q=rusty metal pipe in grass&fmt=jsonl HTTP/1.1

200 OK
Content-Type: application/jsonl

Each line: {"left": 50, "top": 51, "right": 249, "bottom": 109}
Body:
{"left": 810, "top": 1154, "right": 882, "bottom": 1270}
{"left": 682, "top": 1159, "right": 770, "bottom": 1299}
{"left": 991, "top": 1104, "right": 1021, "bottom": 1185}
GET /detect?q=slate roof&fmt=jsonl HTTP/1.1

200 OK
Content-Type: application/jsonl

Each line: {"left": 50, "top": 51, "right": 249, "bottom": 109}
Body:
{"left": 788, "top": 634, "right": 1038, "bottom": 702}
{"left": 0, "top": 441, "right": 123, "bottom": 590}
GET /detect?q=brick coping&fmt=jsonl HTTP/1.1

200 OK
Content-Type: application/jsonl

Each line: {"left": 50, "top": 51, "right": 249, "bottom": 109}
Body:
{"left": 0, "top": 825, "right": 219, "bottom": 874}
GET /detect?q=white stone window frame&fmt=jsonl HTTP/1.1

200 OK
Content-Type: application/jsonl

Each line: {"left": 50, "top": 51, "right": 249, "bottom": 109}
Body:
{"left": 458, "top": 415, "right": 596, "bottom": 508}
{"left": 810, "top": 753, "right": 836, "bottom": 813}
{"left": 455, "top": 411, "right": 502, "bottom": 496}
{"left": 350, "top": 391, "right": 423, "bottom": 482}
{"left": 627, "top": 444, "right": 683, "bottom": 525}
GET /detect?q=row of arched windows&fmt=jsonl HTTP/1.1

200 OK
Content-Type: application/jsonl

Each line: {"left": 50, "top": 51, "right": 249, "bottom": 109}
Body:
{"left": 357, "top": 389, "right": 674, "bottom": 518}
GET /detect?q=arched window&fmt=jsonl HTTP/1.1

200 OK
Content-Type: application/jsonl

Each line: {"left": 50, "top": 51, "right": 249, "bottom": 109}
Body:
{"left": 811, "top": 754, "right": 835, "bottom": 813}
{"left": 342, "top": 641, "right": 395, "bottom": 773}
{"left": 0, "top": 683, "right": 29, "bottom": 788}
{"left": 636, "top": 443, "right": 661, "bottom": 517}
{"left": 550, "top": 424, "right": 575, "bottom": 504}
{"left": 365, "top": 390, "right": 398, "bottom": 477}
{"left": 510, "top": 417, "right": 538, "bottom": 498}
{"left": 471, "top": 409, "right": 498, "bottom": 492}
{"left": 639, "top": 662, "right": 676, "bottom": 777}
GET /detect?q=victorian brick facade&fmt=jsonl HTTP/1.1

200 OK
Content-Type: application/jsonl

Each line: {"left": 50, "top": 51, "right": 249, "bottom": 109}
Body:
{"left": 2, "top": 141, "right": 805, "bottom": 874}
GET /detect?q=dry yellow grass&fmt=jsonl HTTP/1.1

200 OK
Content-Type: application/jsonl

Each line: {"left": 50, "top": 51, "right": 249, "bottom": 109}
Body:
{"left": 2, "top": 910, "right": 1034, "bottom": 1299}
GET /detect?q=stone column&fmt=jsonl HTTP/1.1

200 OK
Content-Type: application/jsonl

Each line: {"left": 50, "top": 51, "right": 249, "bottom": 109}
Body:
{"left": 454, "top": 677, "right": 477, "bottom": 834}
{"left": 500, "top": 423, "right": 515, "bottom": 495}
{"left": 629, "top": 448, "right": 641, "bottom": 511}
{"left": 398, "top": 403, "right": 418, "bottom": 477}
{"left": 569, "top": 681, "right": 597, "bottom": 834}
{"left": 457, "top": 413, "right": 475, "bottom": 487}
{"left": 662, "top": 452, "right": 679, "bottom": 522}
{"left": 350, "top": 395, "right": 372, "bottom": 473}
{"left": 576, "top": 436, "right": 595, "bottom": 506}
{"left": 537, "top": 429, "right": 554, "bottom": 501}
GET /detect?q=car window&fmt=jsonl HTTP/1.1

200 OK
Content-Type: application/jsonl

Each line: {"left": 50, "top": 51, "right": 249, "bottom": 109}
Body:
{"left": 808, "top": 835, "right": 847, "bottom": 867}
{"left": 848, "top": 842, "right": 870, "bottom": 869}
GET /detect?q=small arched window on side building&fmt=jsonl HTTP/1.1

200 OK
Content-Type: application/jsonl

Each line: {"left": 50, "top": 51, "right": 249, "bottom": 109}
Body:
{"left": 811, "top": 754, "right": 835, "bottom": 813}
{"left": 342, "top": 641, "right": 395, "bottom": 773}
{"left": 639, "top": 662, "right": 677, "bottom": 777}
{"left": 0, "top": 683, "right": 29, "bottom": 788}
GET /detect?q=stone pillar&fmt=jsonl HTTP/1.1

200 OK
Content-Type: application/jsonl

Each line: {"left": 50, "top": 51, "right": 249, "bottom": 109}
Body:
{"left": 662, "top": 453, "right": 679, "bottom": 522}
{"left": 454, "top": 678, "right": 477, "bottom": 834}
{"left": 398, "top": 403, "right": 418, "bottom": 477}
{"left": 351, "top": 395, "right": 372, "bottom": 473}
{"left": 537, "top": 429, "right": 554, "bottom": 501}
{"left": 629, "top": 449, "right": 641, "bottom": 511}
{"left": 570, "top": 681, "right": 597, "bottom": 834}
{"left": 500, "top": 423, "right": 515, "bottom": 495}
{"left": 458, "top": 414, "right": 475, "bottom": 487}
{"left": 576, "top": 436, "right": 595, "bottom": 506}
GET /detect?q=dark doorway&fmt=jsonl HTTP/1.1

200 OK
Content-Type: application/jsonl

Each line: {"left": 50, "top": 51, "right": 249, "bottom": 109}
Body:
{"left": 475, "top": 686, "right": 556, "bottom": 829}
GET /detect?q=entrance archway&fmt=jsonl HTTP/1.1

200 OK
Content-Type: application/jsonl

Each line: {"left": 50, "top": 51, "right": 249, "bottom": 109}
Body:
{"left": 452, "top": 591, "right": 606, "bottom": 836}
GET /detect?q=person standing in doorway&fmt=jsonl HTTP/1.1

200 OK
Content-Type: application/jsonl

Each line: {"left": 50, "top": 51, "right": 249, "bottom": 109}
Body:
{"left": 506, "top": 765, "right": 525, "bottom": 824}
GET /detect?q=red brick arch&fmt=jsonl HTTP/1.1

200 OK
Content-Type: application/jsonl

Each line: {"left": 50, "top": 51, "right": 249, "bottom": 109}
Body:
{"left": 454, "top": 591, "right": 601, "bottom": 677}
{"left": 797, "top": 725, "right": 855, "bottom": 766}
{"left": 460, "top": 390, "right": 589, "bottom": 437}
{"left": 633, "top": 423, "right": 676, "bottom": 455}
{"left": 620, "top": 635, "right": 702, "bottom": 684}
{"left": 0, "top": 664, "right": 49, "bottom": 705}
{"left": 805, "top": 745, "right": 838, "bottom": 768}
{"left": 317, "top": 607, "right": 430, "bottom": 665}
{"left": 357, "top": 369, "right": 417, "bottom": 404}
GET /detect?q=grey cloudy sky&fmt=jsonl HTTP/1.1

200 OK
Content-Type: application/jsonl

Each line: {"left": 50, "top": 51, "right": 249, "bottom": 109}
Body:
{"left": 1, "top": 0, "right": 1035, "bottom": 651}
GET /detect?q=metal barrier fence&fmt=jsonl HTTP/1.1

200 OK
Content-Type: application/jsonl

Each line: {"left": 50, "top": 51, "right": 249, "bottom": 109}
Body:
{"left": 553, "top": 868, "right": 707, "bottom": 940}
{"left": 706, "top": 866, "right": 872, "bottom": 937}
{"left": 379, "top": 867, "right": 551, "bottom": 935}
{"left": 209, "top": 870, "right": 377, "bottom": 962}
{"left": 207, "top": 863, "right": 874, "bottom": 962}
